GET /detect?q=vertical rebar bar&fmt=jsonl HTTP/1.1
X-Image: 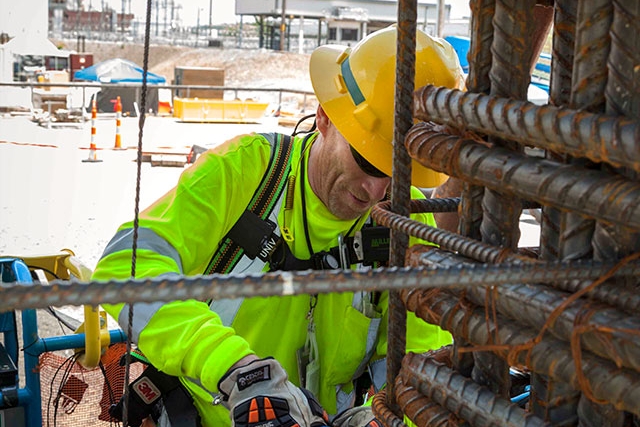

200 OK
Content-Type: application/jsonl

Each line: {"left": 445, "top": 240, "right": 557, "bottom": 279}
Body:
{"left": 458, "top": 0, "right": 495, "bottom": 241}
{"left": 386, "top": 0, "right": 417, "bottom": 416}
{"left": 475, "top": 4, "right": 534, "bottom": 397}
{"left": 586, "top": 0, "right": 640, "bottom": 424}
{"left": 534, "top": 1, "right": 582, "bottom": 422}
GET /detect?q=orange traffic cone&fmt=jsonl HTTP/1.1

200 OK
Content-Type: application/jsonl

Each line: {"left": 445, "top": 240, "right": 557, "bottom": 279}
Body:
{"left": 83, "top": 100, "right": 103, "bottom": 163}
{"left": 113, "top": 96, "right": 125, "bottom": 150}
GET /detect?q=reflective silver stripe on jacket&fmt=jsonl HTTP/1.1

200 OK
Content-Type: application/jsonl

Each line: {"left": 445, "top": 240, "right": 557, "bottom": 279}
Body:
{"left": 100, "top": 227, "right": 183, "bottom": 273}
{"left": 209, "top": 193, "right": 285, "bottom": 326}
{"left": 368, "top": 357, "right": 387, "bottom": 392}
{"left": 117, "top": 273, "right": 181, "bottom": 341}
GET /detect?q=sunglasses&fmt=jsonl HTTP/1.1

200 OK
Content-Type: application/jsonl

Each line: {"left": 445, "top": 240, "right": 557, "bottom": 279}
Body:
{"left": 349, "top": 145, "right": 389, "bottom": 178}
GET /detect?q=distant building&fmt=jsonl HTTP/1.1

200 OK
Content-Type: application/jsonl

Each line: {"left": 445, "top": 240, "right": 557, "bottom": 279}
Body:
{"left": 235, "top": 0, "right": 468, "bottom": 50}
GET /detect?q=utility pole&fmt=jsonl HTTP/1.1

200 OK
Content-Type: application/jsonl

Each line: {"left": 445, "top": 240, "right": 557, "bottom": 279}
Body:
{"left": 209, "top": 0, "right": 213, "bottom": 37}
{"left": 279, "top": 0, "right": 286, "bottom": 51}
{"left": 196, "top": 8, "right": 201, "bottom": 47}
{"left": 436, "top": 0, "right": 445, "bottom": 37}
{"left": 121, "top": 0, "right": 125, "bottom": 35}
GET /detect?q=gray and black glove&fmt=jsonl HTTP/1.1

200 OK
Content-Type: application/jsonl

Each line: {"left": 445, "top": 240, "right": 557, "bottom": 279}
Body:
{"left": 218, "top": 357, "right": 329, "bottom": 427}
{"left": 332, "top": 406, "right": 383, "bottom": 427}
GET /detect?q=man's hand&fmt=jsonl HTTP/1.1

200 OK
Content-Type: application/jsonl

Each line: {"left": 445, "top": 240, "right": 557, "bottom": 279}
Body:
{"left": 218, "top": 357, "right": 329, "bottom": 427}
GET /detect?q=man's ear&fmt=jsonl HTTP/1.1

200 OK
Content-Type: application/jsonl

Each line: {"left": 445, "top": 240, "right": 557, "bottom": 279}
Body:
{"left": 316, "top": 105, "right": 330, "bottom": 134}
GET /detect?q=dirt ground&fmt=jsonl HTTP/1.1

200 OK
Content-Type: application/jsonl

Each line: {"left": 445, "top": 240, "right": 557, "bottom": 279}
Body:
{"left": 54, "top": 39, "right": 313, "bottom": 92}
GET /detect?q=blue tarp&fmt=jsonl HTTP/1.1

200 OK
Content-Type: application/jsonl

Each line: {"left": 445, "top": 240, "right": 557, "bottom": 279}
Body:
{"left": 74, "top": 58, "right": 166, "bottom": 84}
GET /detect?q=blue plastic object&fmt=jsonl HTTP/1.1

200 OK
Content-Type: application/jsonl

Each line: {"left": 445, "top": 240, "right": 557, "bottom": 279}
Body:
{"left": 444, "top": 35, "right": 470, "bottom": 73}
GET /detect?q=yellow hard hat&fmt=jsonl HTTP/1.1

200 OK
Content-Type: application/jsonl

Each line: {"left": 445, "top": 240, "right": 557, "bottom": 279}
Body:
{"left": 310, "top": 25, "right": 465, "bottom": 187}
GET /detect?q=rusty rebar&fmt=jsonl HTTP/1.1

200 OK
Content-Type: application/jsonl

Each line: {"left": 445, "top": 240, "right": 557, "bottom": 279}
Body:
{"left": 480, "top": 0, "right": 535, "bottom": 254}
{"left": 400, "top": 288, "right": 640, "bottom": 416}
{"left": 539, "top": 0, "right": 577, "bottom": 263}
{"left": 544, "top": 3, "right": 610, "bottom": 421}
{"left": 413, "top": 86, "right": 640, "bottom": 173}
{"left": 372, "top": 389, "right": 408, "bottom": 427}
{"left": 400, "top": 352, "right": 550, "bottom": 426}
{"left": 606, "top": 0, "right": 640, "bottom": 118}
{"left": 570, "top": 0, "right": 612, "bottom": 112}
{"left": 459, "top": 0, "right": 495, "bottom": 240}
{"left": 3, "top": 260, "right": 639, "bottom": 311}
{"left": 373, "top": 201, "right": 527, "bottom": 264}
{"left": 552, "top": 278, "right": 640, "bottom": 316}
{"left": 404, "top": 123, "right": 640, "bottom": 231}
{"left": 392, "top": 376, "right": 466, "bottom": 427}
{"left": 416, "top": 247, "right": 640, "bottom": 373}
{"left": 467, "top": 0, "right": 495, "bottom": 94}
{"left": 386, "top": 1, "right": 418, "bottom": 415}
{"left": 585, "top": 1, "right": 640, "bottom": 422}
{"left": 549, "top": 0, "right": 576, "bottom": 107}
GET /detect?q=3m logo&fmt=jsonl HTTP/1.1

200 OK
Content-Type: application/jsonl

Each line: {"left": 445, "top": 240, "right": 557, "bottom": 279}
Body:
{"left": 133, "top": 377, "right": 161, "bottom": 404}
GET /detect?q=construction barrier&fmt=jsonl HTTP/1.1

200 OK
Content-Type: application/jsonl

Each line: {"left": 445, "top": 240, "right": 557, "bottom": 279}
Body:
{"left": 82, "top": 100, "right": 102, "bottom": 163}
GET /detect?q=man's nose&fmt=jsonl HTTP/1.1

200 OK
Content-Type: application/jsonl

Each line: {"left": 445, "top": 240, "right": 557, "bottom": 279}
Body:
{"left": 363, "top": 176, "right": 391, "bottom": 202}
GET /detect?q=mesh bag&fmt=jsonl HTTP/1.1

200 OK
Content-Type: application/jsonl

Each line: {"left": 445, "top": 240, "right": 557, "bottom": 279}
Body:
{"left": 39, "top": 343, "right": 145, "bottom": 427}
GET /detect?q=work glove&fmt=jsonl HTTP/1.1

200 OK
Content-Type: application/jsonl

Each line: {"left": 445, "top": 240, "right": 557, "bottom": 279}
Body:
{"left": 218, "top": 357, "right": 330, "bottom": 427}
{"left": 332, "top": 406, "right": 383, "bottom": 427}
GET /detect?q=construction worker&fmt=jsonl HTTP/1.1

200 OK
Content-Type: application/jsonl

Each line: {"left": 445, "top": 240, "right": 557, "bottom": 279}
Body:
{"left": 93, "top": 25, "right": 465, "bottom": 427}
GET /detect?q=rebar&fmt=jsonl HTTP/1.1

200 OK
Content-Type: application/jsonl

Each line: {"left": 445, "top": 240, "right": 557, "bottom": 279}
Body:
{"left": 412, "top": 86, "right": 640, "bottom": 173}
{"left": 386, "top": 1, "right": 418, "bottom": 415}
{"left": 372, "top": 390, "right": 409, "bottom": 427}
{"left": 2, "top": 260, "right": 639, "bottom": 311}
{"left": 460, "top": 0, "right": 495, "bottom": 240}
{"left": 404, "top": 123, "right": 640, "bottom": 231}
{"left": 400, "top": 288, "right": 640, "bottom": 416}
{"left": 373, "top": 201, "right": 528, "bottom": 264}
{"left": 393, "top": 376, "right": 466, "bottom": 427}
{"left": 539, "top": 0, "right": 576, "bottom": 263}
{"left": 415, "top": 247, "right": 640, "bottom": 373}
{"left": 400, "top": 352, "right": 550, "bottom": 426}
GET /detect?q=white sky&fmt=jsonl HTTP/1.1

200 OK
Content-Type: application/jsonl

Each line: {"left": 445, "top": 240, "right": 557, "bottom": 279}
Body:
{"left": 107, "top": 1, "right": 471, "bottom": 26}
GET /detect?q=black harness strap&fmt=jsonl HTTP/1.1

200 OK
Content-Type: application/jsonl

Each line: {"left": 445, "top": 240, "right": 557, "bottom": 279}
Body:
{"left": 205, "top": 133, "right": 293, "bottom": 274}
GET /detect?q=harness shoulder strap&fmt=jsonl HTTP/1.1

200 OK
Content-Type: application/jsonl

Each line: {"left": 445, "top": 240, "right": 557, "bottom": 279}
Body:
{"left": 205, "top": 133, "right": 293, "bottom": 274}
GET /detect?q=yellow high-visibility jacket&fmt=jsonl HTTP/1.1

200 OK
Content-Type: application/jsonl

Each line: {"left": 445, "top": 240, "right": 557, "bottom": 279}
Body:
{"left": 92, "top": 132, "right": 451, "bottom": 427}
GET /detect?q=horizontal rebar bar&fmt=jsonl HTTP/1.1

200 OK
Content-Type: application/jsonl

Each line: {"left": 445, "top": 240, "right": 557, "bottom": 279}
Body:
{"left": 416, "top": 247, "right": 640, "bottom": 373}
{"left": 401, "top": 288, "right": 640, "bottom": 416}
{"left": 393, "top": 376, "right": 465, "bottom": 427}
{"left": 405, "top": 122, "right": 640, "bottom": 230}
{"left": 1, "top": 260, "right": 639, "bottom": 311}
{"left": 413, "top": 85, "right": 640, "bottom": 172}
{"left": 372, "top": 389, "right": 411, "bottom": 427}
{"left": 409, "top": 198, "right": 540, "bottom": 214}
{"left": 400, "top": 352, "right": 550, "bottom": 426}
{"left": 373, "top": 201, "right": 527, "bottom": 264}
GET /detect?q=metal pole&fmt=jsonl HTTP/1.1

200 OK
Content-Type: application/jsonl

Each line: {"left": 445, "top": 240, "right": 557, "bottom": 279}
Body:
{"left": 209, "top": 0, "right": 213, "bottom": 37}
{"left": 436, "top": 0, "right": 445, "bottom": 37}
{"left": 280, "top": 0, "right": 287, "bottom": 51}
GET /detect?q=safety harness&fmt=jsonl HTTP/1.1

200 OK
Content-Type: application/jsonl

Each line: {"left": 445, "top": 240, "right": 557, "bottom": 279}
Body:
{"left": 204, "top": 132, "right": 391, "bottom": 274}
